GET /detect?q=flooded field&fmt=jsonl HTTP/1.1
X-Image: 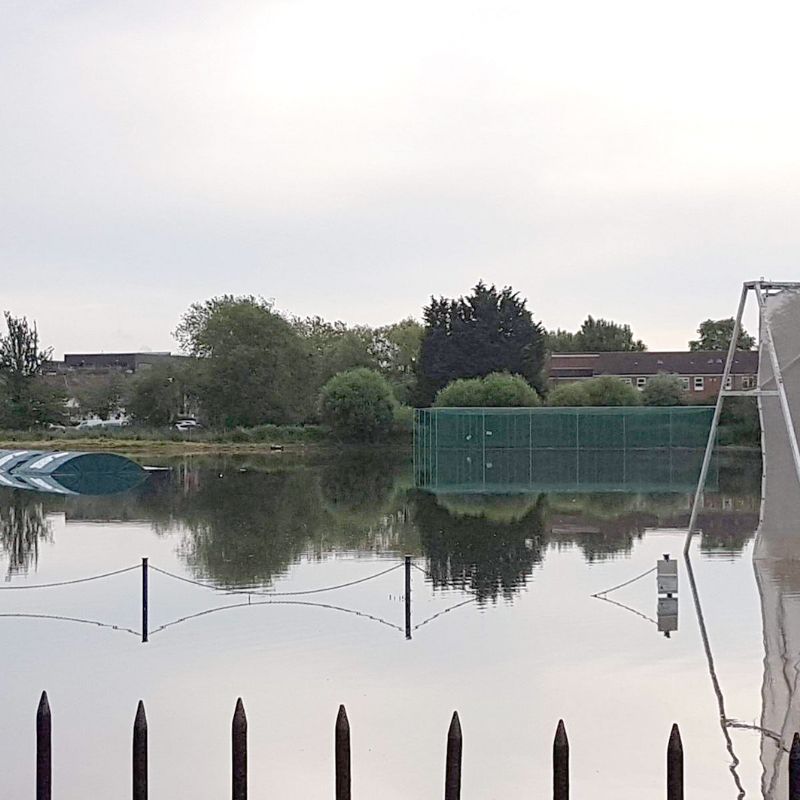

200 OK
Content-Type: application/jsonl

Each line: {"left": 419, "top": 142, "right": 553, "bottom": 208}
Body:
{"left": 0, "top": 449, "right": 777, "bottom": 799}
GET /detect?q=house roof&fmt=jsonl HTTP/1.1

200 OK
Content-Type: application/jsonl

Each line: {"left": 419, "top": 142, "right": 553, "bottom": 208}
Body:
{"left": 549, "top": 350, "right": 759, "bottom": 377}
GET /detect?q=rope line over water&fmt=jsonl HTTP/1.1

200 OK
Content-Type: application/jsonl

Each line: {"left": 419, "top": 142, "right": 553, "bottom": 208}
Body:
{"left": 0, "top": 612, "right": 140, "bottom": 636}
{"left": 149, "top": 598, "right": 405, "bottom": 636}
{"left": 0, "top": 565, "right": 140, "bottom": 590}
{"left": 0, "top": 557, "right": 480, "bottom": 640}
{"left": 591, "top": 566, "right": 656, "bottom": 598}
{"left": 149, "top": 562, "right": 403, "bottom": 597}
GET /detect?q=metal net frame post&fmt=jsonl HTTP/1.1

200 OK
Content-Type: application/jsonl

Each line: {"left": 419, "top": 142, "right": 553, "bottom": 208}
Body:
{"left": 684, "top": 280, "right": 800, "bottom": 554}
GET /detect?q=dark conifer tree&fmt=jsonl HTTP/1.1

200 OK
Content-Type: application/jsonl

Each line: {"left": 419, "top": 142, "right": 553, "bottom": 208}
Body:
{"left": 414, "top": 282, "right": 545, "bottom": 405}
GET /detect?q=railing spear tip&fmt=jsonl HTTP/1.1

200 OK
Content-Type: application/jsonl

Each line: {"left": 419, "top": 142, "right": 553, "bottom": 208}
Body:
{"left": 134, "top": 700, "right": 147, "bottom": 727}
{"left": 554, "top": 718, "right": 568, "bottom": 747}
{"left": 448, "top": 711, "right": 462, "bottom": 739}
{"left": 37, "top": 691, "right": 50, "bottom": 714}
{"left": 668, "top": 723, "right": 682, "bottom": 749}
{"left": 336, "top": 704, "right": 349, "bottom": 730}
{"left": 791, "top": 731, "right": 800, "bottom": 759}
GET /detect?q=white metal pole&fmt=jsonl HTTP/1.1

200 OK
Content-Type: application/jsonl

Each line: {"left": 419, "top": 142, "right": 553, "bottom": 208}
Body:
{"left": 685, "top": 283, "right": 749, "bottom": 554}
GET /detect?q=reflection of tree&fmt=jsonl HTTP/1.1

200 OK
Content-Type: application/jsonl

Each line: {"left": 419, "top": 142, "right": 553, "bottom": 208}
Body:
{"left": 0, "top": 490, "right": 53, "bottom": 577}
{"left": 320, "top": 449, "right": 397, "bottom": 516}
{"left": 412, "top": 491, "right": 548, "bottom": 603}
{"left": 545, "top": 494, "right": 652, "bottom": 562}
{"left": 177, "top": 469, "right": 328, "bottom": 586}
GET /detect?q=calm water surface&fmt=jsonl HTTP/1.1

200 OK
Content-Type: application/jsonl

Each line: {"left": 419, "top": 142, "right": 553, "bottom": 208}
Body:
{"left": 0, "top": 449, "right": 776, "bottom": 798}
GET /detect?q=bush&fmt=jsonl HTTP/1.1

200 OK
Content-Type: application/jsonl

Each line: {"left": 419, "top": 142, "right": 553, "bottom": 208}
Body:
{"left": 319, "top": 368, "right": 397, "bottom": 442}
{"left": 546, "top": 382, "right": 589, "bottom": 407}
{"left": 434, "top": 372, "right": 541, "bottom": 407}
{"left": 641, "top": 374, "right": 686, "bottom": 406}
{"left": 392, "top": 404, "right": 415, "bottom": 436}
{"left": 547, "top": 377, "right": 640, "bottom": 407}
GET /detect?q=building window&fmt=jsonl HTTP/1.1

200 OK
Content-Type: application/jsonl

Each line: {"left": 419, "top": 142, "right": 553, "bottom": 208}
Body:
{"left": 681, "top": 377, "right": 690, "bottom": 391}
{"left": 724, "top": 376, "right": 732, "bottom": 391}
{"left": 694, "top": 377, "right": 704, "bottom": 391}
{"left": 636, "top": 377, "right": 647, "bottom": 388}
{"left": 621, "top": 377, "right": 632, "bottom": 385}
{"left": 742, "top": 375, "right": 756, "bottom": 390}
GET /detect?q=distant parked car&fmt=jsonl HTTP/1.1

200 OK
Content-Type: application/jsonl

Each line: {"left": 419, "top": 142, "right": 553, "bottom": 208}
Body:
{"left": 76, "top": 418, "right": 129, "bottom": 430}
{"left": 46, "top": 423, "right": 67, "bottom": 432}
{"left": 175, "top": 419, "right": 202, "bottom": 432}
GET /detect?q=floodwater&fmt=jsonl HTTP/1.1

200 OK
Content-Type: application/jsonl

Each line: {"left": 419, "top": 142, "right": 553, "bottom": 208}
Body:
{"left": 0, "top": 448, "right": 782, "bottom": 798}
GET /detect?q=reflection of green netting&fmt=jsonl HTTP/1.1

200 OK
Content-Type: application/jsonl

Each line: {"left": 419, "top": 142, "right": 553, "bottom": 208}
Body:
{"left": 414, "top": 406, "right": 716, "bottom": 493}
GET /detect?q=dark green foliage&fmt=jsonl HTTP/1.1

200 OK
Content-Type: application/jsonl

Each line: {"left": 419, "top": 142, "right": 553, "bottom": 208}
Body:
{"left": 434, "top": 372, "right": 541, "bottom": 407}
{"left": 641, "top": 374, "right": 686, "bottom": 406}
{"left": 415, "top": 282, "right": 546, "bottom": 404}
{"left": 545, "top": 382, "right": 588, "bottom": 407}
{"left": 73, "top": 373, "right": 126, "bottom": 420}
{"left": 319, "top": 368, "right": 397, "bottom": 442}
{"left": 127, "top": 361, "right": 200, "bottom": 426}
{"left": 294, "top": 316, "right": 379, "bottom": 389}
{"left": 689, "top": 318, "right": 756, "bottom": 351}
{"left": 546, "top": 316, "right": 646, "bottom": 352}
{"left": 0, "top": 313, "right": 65, "bottom": 428}
{"left": 717, "top": 396, "right": 760, "bottom": 447}
{"left": 547, "top": 377, "right": 641, "bottom": 406}
{"left": 176, "top": 296, "right": 314, "bottom": 427}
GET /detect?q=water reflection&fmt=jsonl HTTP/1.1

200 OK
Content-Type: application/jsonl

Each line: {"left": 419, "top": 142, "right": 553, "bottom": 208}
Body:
{"left": 0, "top": 450, "right": 762, "bottom": 596}
{"left": 413, "top": 490, "right": 547, "bottom": 602}
{"left": 0, "top": 492, "right": 53, "bottom": 577}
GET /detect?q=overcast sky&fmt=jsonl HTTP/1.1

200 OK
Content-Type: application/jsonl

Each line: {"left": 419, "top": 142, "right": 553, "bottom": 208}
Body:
{"left": 2, "top": 0, "right": 797, "bottom": 356}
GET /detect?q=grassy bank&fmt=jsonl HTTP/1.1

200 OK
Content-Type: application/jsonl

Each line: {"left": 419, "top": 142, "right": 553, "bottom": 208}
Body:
{"left": 0, "top": 423, "right": 415, "bottom": 454}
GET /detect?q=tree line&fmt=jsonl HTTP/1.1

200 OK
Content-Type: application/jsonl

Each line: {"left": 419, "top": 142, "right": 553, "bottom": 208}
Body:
{"left": 0, "top": 283, "right": 757, "bottom": 440}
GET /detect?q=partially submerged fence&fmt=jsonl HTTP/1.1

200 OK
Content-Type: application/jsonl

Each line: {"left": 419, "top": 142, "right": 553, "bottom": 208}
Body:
{"left": 32, "top": 691, "right": 716, "bottom": 799}
{"left": 0, "top": 556, "right": 450, "bottom": 643}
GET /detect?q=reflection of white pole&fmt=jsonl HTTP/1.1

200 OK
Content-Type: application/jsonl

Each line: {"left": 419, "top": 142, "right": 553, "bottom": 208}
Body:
{"left": 755, "top": 283, "right": 800, "bottom": 493}
{"left": 685, "top": 283, "right": 749, "bottom": 554}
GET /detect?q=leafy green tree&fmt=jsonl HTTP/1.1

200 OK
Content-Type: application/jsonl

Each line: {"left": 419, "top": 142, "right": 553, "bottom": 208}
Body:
{"left": 641, "top": 374, "right": 686, "bottom": 406}
{"left": 546, "top": 316, "right": 646, "bottom": 352}
{"left": 175, "top": 296, "right": 314, "bottom": 427}
{"left": 689, "top": 318, "right": 756, "bottom": 351}
{"left": 127, "top": 361, "right": 199, "bottom": 426}
{"left": 73, "top": 374, "right": 126, "bottom": 420}
{"left": 547, "top": 377, "right": 640, "bottom": 406}
{"left": 545, "top": 328, "right": 579, "bottom": 352}
{"left": 0, "top": 313, "right": 65, "bottom": 427}
{"left": 577, "top": 316, "right": 646, "bottom": 351}
{"left": 294, "top": 316, "right": 379, "bottom": 388}
{"left": 319, "top": 368, "right": 397, "bottom": 442}
{"left": 434, "top": 372, "right": 541, "bottom": 407}
{"left": 372, "top": 318, "right": 423, "bottom": 403}
{"left": 415, "top": 282, "right": 546, "bottom": 404}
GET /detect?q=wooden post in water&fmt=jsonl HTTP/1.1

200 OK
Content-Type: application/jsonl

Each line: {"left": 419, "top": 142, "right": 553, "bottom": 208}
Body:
{"left": 133, "top": 701, "right": 147, "bottom": 800}
{"left": 667, "top": 724, "right": 683, "bottom": 800}
{"left": 36, "top": 691, "right": 51, "bottom": 800}
{"left": 444, "top": 711, "right": 462, "bottom": 800}
{"left": 405, "top": 555, "right": 412, "bottom": 640}
{"left": 553, "top": 719, "right": 569, "bottom": 800}
{"left": 141, "top": 557, "right": 149, "bottom": 644}
{"left": 232, "top": 698, "right": 248, "bottom": 800}
{"left": 335, "top": 705, "right": 351, "bottom": 800}
{"left": 790, "top": 732, "right": 800, "bottom": 800}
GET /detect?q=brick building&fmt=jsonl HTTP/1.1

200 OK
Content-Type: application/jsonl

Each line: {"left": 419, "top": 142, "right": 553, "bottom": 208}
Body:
{"left": 548, "top": 350, "right": 758, "bottom": 402}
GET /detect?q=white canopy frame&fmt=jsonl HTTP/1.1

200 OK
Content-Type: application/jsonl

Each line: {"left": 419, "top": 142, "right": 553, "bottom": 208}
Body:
{"left": 684, "top": 280, "right": 800, "bottom": 554}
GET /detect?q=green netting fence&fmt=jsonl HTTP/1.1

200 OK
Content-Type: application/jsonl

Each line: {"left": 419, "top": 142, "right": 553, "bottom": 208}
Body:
{"left": 414, "top": 406, "right": 716, "bottom": 493}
